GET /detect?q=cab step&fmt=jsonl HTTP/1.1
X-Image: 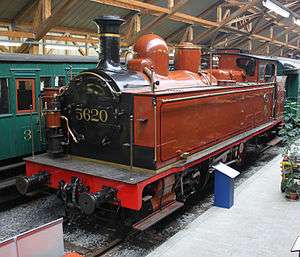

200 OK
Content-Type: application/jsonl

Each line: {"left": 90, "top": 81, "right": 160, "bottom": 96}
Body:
{"left": 133, "top": 201, "right": 184, "bottom": 231}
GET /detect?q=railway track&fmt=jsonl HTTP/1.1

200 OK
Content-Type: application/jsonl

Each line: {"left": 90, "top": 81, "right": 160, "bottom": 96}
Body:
{"left": 64, "top": 231, "right": 138, "bottom": 257}
{"left": 0, "top": 177, "right": 20, "bottom": 205}
{"left": 0, "top": 176, "right": 51, "bottom": 210}
{"left": 0, "top": 160, "right": 26, "bottom": 206}
{"left": 0, "top": 160, "right": 36, "bottom": 209}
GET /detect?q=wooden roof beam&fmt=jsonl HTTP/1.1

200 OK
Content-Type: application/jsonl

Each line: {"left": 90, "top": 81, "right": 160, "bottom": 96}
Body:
{"left": 227, "top": 17, "right": 271, "bottom": 48}
{"left": 237, "top": 3, "right": 300, "bottom": 39}
{"left": 16, "top": 0, "right": 78, "bottom": 53}
{"left": 193, "top": 0, "right": 262, "bottom": 44}
{"left": 34, "top": 0, "right": 78, "bottom": 42}
{"left": 0, "top": 30, "right": 99, "bottom": 44}
{"left": 0, "top": 45, "right": 9, "bottom": 52}
{"left": 90, "top": 0, "right": 216, "bottom": 27}
{"left": 71, "top": 41, "right": 85, "bottom": 56}
{"left": 270, "top": 45, "right": 285, "bottom": 55}
{"left": 253, "top": 40, "right": 270, "bottom": 54}
{"left": 127, "top": 0, "right": 188, "bottom": 45}
{"left": 33, "top": 0, "right": 52, "bottom": 33}
{"left": 212, "top": 11, "right": 264, "bottom": 47}
{"left": 164, "top": 0, "right": 225, "bottom": 42}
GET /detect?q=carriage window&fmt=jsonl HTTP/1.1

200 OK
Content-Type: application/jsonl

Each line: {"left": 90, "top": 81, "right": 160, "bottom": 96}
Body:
{"left": 40, "top": 77, "right": 51, "bottom": 91}
{"left": 0, "top": 78, "right": 9, "bottom": 115}
{"left": 58, "top": 76, "right": 65, "bottom": 86}
{"left": 55, "top": 76, "right": 65, "bottom": 87}
{"left": 16, "top": 79, "right": 35, "bottom": 113}
{"left": 258, "top": 64, "right": 265, "bottom": 81}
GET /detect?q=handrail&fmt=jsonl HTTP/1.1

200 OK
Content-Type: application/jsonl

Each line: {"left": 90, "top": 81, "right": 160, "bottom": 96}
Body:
{"left": 78, "top": 71, "right": 121, "bottom": 97}
{"left": 161, "top": 85, "right": 274, "bottom": 103}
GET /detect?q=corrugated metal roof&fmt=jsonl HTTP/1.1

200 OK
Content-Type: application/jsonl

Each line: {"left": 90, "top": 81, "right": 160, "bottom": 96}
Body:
{"left": 57, "top": 1, "right": 132, "bottom": 31}
{"left": 276, "top": 57, "right": 300, "bottom": 71}
{"left": 0, "top": 0, "right": 30, "bottom": 20}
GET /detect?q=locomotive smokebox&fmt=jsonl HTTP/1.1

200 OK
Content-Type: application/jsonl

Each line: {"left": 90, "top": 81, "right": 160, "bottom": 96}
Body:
{"left": 94, "top": 16, "right": 124, "bottom": 71}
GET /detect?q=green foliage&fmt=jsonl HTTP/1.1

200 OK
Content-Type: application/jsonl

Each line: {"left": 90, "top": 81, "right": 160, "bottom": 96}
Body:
{"left": 284, "top": 172, "right": 300, "bottom": 198}
{"left": 279, "top": 100, "right": 300, "bottom": 156}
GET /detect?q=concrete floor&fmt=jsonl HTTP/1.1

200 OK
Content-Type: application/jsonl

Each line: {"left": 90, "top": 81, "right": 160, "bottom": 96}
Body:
{"left": 147, "top": 155, "right": 300, "bottom": 257}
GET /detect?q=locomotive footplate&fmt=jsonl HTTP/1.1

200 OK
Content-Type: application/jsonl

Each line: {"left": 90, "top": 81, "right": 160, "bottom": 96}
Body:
{"left": 24, "top": 153, "right": 153, "bottom": 184}
{"left": 23, "top": 153, "right": 159, "bottom": 211}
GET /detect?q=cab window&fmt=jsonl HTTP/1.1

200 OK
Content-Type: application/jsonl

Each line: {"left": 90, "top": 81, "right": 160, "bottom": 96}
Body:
{"left": 236, "top": 58, "right": 256, "bottom": 76}
{"left": 16, "top": 78, "right": 35, "bottom": 113}
{"left": 258, "top": 64, "right": 265, "bottom": 81}
{"left": 0, "top": 78, "right": 9, "bottom": 115}
{"left": 265, "top": 63, "right": 275, "bottom": 82}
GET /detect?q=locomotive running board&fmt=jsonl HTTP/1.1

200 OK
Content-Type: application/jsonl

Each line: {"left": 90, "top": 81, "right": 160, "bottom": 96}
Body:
{"left": 171, "top": 121, "right": 279, "bottom": 169}
{"left": 133, "top": 201, "right": 184, "bottom": 231}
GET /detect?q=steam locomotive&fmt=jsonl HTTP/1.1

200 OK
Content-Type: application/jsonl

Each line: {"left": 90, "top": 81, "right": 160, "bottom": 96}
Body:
{"left": 16, "top": 16, "right": 285, "bottom": 230}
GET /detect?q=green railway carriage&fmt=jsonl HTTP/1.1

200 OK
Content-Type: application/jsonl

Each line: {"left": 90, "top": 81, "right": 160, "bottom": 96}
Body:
{"left": 276, "top": 57, "right": 300, "bottom": 118}
{"left": 0, "top": 53, "right": 97, "bottom": 163}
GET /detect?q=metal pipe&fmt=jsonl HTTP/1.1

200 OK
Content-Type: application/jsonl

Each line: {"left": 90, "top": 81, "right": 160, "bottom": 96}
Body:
{"left": 224, "top": 159, "right": 238, "bottom": 166}
{"left": 61, "top": 116, "right": 78, "bottom": 143}
{"left": 30, "top": 105, "right": 35, "bottom": 159}
{"left": 38, "top": 96, "right": 43, "bottom": 142}
{"left": 143, "top": 66, "right": 156, "bottom": 92}
{"left": 161, "top": 85, "right": 275, "bottom": 103}
{"left": 0, "top": 161, "right": 25, "bottom": 172}
{"left": 153, "top": 98, "right": 157, "bottom": 163}
{"left": 130, "top": 115, "right": 134, "bottom": 170}
{"left": 209, "top": 51, "right": 213, "bottom": 85}
{"left": 272, "top": 64, "right": 279, "bottom": 118}
{"left": 151, "top": 67, "right": 155, "bottom": 93}
{"left": 69, "top": 65, "right": 73, "bottom": 80}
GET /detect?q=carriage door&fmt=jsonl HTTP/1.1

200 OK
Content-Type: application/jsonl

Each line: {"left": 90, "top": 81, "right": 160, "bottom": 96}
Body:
{"left": 13, "top": 72, "right": 39, "bottom": 157}
{"left": 0, "top": 78, "right": 13, "bottom": 160}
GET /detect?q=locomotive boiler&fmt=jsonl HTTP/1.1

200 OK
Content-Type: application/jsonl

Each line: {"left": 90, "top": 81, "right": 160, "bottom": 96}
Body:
{"left": 16, "top": 16, "right": 285, "bottom": 230}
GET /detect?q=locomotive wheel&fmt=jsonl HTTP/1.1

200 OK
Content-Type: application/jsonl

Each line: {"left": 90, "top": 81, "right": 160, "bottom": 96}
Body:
{"left": 235, "top": 142, "right": 247, "bottom": 167}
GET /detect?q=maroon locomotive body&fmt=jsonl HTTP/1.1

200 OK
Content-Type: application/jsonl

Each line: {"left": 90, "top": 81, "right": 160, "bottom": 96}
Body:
{"left": 16, "top": 16, "right": 285, "bottom": 229}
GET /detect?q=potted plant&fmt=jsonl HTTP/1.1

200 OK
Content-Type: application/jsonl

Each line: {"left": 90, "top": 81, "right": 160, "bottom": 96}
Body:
{"left": 279, "top": 100, "right": 300, "bottom": 200}
{"left": 285, "top": 176, "right": 299, "bottom": 200}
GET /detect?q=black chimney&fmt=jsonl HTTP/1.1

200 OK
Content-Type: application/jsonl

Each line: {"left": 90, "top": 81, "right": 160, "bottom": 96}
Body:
{"left": 94, "top": 16, "right": 124, "bottom": 71}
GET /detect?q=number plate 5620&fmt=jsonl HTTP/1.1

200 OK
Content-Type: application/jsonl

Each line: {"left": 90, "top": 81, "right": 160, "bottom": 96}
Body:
{"left": 75, "top": 108, "right": 108, "bottom": 123}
